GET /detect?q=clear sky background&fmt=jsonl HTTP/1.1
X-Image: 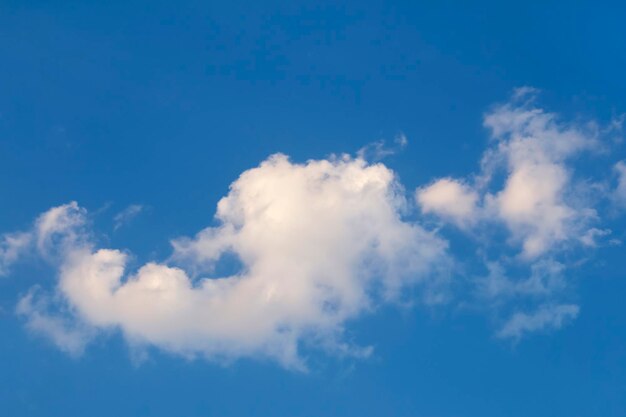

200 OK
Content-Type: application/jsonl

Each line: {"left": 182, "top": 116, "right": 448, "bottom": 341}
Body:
{"left": 1, "top": 1, "right": 626, "bottom": 416}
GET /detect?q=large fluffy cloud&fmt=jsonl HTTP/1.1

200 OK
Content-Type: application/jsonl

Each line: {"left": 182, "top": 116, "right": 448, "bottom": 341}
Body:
{"left": 14, "top": 155, "right": 449, "bottom": 369}
{"left": 5, "top": 88, "right": 622, "bottom": 367}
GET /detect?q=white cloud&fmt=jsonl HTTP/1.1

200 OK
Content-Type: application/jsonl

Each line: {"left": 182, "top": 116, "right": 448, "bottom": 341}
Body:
{"left": 415, "top": 88, "right": 616, "bottom": 339}
{"left": 497, "top": 304, "right": 579, "bottom": 340}
{"left": 34, "top": 201, "right": 88, "bottom": 258}
{"left": 0, "top": 201, "right": 86, "bottom": 275}
{"left": 15, "top": 154, "right": 450, "bottom": 369}
{"left": 0, "top": 232, "right": 32, "bottom": 276}
{"left": 416, "top": 178, "right": 479, "bottom": 227}
{"left": 482, "top": 96, "right": 598, "bottom": 258}
{"left": 416, "top": 88, "right": 600, "bottom": 258}
{"left": 4, "top": 89, "right": 621, "bottom": 365}
{"left": 113, "top": 204, "right": 144, "bottom": 230}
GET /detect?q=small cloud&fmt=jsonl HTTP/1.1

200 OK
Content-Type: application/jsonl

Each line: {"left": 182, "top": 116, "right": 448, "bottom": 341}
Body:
{"left": 497, "top": 304, "right": 579, "bottom": 340}
{"left": 35, "top": 201, "right": 87, "bottom": 257}
{"left": 0, "top": 231, "right": 33, "bottom": 276}
{"left": 113, "top": 204, "right": 144, "bottom": 231}
{"left": 512, "top": 86, "right": 540, "bottom": 101}
{"left": 0, "top": 202, "right": 88, "bottom": 275}
{"left": 603, "top": 113, "right": 624, "bottom": 144}
{"left": 579, "top": 228, "right": 612, "bottom": 247}
{"left": 357, "top": 133, "right": 408, "bottom": 161}
{"left": 477, "top": 259, "right": 566, "bottom": 301}
{"left": 416, "top": 178, "right": 479, "bottom": 227}
{"left": 394, "top": 133, "right": 408, "bottom": 147}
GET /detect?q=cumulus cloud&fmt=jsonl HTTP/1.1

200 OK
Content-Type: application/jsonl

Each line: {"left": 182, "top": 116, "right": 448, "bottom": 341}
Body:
{"left": 482, "top": 96, "right": 599, "bottom": 258}
{"left": 416, "top": 178, "right": 479, "bottom": 227}
{"left": 416, "top": 88, "right": 616, "bottom": 338}
{"left": 4, "top": 88, "right": 621, "bottom": 366}
{"left": 418, "top": 88, "right": 600, "bottom": 258}
{"left": 12, "top": 155, "right": 450, "bottom": 369}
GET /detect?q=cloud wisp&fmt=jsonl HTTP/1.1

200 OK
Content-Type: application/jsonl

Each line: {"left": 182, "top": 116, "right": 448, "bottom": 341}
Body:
{"left": 497, "top": 304, "right": 580, "bottom": 340}
{"left": 113, "top": 204, "right": 144, "bottom": 231}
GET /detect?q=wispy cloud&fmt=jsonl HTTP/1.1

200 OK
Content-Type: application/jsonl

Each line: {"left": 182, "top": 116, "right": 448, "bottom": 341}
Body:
{"left": 0, "top": 232, "right": 32, "bottom": 276}
{"left": 357, "top": 133, "right": 408, "bottom": 161}
{"left": 497, "top": 304, "right": 579, "bottom": 340}
{"left": 16, "top": 287, "right": 93, "bottom": 356}
{"left": 113, "top": 204, "right": 144, "bottom": 231}
{"left": 0, "top": 201, "right": 87, "bottom": 276}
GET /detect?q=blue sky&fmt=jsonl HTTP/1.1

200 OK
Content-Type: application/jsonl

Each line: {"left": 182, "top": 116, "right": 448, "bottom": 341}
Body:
{"left": 2, "top": 1, "right": 626, "bottom": 416}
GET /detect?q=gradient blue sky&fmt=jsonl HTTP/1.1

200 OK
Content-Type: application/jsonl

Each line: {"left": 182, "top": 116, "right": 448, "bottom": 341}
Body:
{"left": 2, "top": 1, "right": 626, "bottom": 416}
